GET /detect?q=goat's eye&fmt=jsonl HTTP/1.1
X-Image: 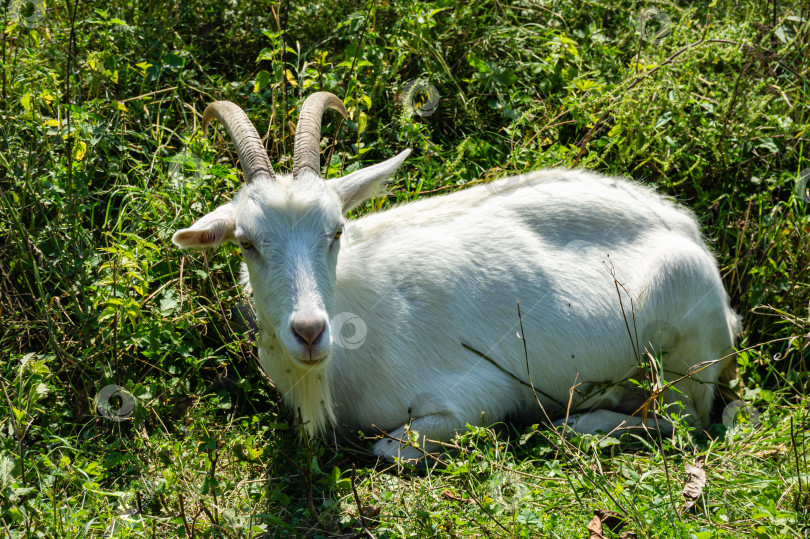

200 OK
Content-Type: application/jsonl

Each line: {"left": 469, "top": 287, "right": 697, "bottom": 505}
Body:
{"left": 239, "top": 238, "right": 254, "bottom": 250}
{"left": 332, "top": 228, "right": 343, "bottom": 242}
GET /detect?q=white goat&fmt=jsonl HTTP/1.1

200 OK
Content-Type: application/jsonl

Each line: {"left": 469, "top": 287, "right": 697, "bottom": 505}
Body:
{"left": 173, "top": 92, "right": 740, "bottom": 460}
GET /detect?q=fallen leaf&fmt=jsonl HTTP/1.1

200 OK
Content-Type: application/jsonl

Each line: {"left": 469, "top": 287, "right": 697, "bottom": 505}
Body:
{"left": 682, "top": 455, "right": 707, "bottom": 510}
{"left": 441, "top": 489, "right": 467, "bottom": 502}
{"left": 598, "top": 510, "right": 627, "bottom": 532}
{"left": 588, "top": 509, "right": 628, "bottom": 538}
{"left": 360, "top": 504, "right": 381, "bottom": 519}
{"left": 587, "top": 512, "right": 605, "bottom": 539}
{"left": 754, "top": 443, "right": 788, "bottom": 459}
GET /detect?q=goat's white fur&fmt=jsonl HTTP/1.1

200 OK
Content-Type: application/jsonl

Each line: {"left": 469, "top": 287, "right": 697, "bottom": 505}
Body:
{"left": 174, "top": 154, "right": 740, "bottom": 461}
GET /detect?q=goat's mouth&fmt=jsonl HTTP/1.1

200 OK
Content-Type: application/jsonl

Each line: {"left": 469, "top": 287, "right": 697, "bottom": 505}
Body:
{"left": 297, "top": 358, "right": 324, "bottom": 366}
{"left": 289, "top": 348, "right": 331, "bottom": 367}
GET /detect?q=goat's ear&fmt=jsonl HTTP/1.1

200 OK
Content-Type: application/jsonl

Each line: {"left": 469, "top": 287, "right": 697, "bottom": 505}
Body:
{"left": 172, "top": 203, "right": 236, "bottom": 249}
{"left": 330, "top": 149, "right": 411, "bottom": 212}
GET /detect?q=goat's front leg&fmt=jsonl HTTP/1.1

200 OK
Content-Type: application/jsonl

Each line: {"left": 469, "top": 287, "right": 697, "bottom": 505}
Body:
{"left": 372, "top": 387, "right": 479, "bottom": 462}
{"left": 372, "top": 374, "right": 517, "bottom": 461}
{"left": 373, "top": 411, "right": 464, "bottom": 462}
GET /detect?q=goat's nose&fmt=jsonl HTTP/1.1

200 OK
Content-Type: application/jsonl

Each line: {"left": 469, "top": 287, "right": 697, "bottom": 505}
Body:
{"left": 291, "top": 317, "right": 326, "bottom": 347}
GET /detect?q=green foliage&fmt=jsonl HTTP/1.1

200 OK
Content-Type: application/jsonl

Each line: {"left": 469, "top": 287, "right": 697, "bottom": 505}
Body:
{"left": 0, "top": 0, "right": 808, "bottom": 535}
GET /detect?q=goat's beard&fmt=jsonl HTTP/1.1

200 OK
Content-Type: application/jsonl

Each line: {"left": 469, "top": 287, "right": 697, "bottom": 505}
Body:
{"left": 283, "top": 358, "right": 335, "bottom": 437}
{"left": 257, "top": 334, "right": 335, "bottom": 437}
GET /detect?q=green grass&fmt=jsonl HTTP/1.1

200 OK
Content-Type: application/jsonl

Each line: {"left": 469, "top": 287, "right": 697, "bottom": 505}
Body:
{"left": 0, "top": 0, "right": 809, "bottom": 536}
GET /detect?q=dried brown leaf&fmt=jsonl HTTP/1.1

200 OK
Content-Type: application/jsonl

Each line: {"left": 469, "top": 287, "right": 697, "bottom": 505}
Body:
{"left": 588, "top": 509, "right": 628, "bottom": 538}
{"left": 360, "top": 504, "right": 381, "bottom": 519}
{"left": 440, "top": 489, "right": 467, "bottom": 502}
{"left": 682, "top": 456, "right": 707, "bottom": 510}
{"left": 587, "top": 512, "right": 605, "bottom": 539}
{"left": 598, "top": 510, "right": 628, "bottom": 532}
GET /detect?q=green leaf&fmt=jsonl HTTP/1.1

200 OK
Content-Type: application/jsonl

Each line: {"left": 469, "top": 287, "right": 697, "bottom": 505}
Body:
{"left": 0, "top": 452, "right": 17, "bottom": 487}
{"left": 517, "top": 510, "right": 540, "bottom": 526}
{"left": 9, "top": 487, "right": 35, "bottom": 503}
{"left": 467, "top": 53, "right": 490, "bottom": 73}
{"left": 12, "top": 407, "right": 26, "bottom": 423}
{"left": 654, "top": 112, "right": 673, "bottom": 129}
{"left": 492, "top": 68, "right": 516, "bottom": 86}
{"left": 159, "top": 293, "right": 179, "bottom": 315}
{"left": 598, "top": 436, "right": 621, "bottom": 448}
{"left": 254, "top": 70, "right": 271, "bottom": 93}
{"left": 163, "top": 53, "right": 185, "bottom": 69}
{"left": 754, "top": 138, "right": 781, "bottom": 154}
{"left": 257, "top": 48, "right": 276, "bottom": 62}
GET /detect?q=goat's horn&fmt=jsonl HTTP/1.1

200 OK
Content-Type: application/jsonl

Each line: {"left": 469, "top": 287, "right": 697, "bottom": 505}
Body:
{"left": 202, "top": 101, "right": 275, "bottom": 183}
{"left": 293, "top": 92, "right": 348, "bottom": 179}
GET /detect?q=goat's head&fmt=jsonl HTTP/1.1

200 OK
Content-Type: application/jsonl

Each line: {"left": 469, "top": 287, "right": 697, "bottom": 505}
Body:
{"left": 172, "top": 92, "right": 409, "bottom": 369}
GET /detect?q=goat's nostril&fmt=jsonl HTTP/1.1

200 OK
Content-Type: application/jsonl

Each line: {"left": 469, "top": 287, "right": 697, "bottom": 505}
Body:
{"left": 291, "top": 318, "right": 326, "bottom": 346}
